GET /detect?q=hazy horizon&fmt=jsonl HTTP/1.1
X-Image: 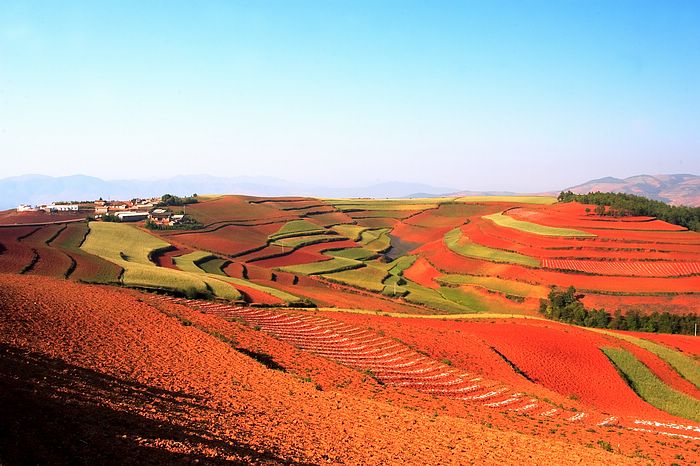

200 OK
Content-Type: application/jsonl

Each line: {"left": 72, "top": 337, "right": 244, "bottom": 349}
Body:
{"left": 1, "top": 1, "right": 699, "bottom": 191}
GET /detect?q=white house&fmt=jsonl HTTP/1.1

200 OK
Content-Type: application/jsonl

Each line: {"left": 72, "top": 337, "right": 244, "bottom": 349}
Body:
{"left": 16, "top": 204, "right": 38, "bottom": 212}
{"left": 115, "top": 211, "right": 149, "bottom": 222}
{"left": 53, "top": 204, "right": 79, "bottom": 212}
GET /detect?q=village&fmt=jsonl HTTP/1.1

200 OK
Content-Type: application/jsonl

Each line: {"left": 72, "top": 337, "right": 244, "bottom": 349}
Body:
{"left": 16, "top": 196, "right": 190, "bottom": 227}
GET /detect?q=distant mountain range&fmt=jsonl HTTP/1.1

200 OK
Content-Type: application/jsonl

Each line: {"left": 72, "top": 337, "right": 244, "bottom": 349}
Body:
{"left": 0, "top": 174, "right": 456, "bottom": 210}
{"left": 0, "top": 173, "right": 697, "bottom": 211}
{"left": 564, "top": 174, "right": 700, "bottom": 207}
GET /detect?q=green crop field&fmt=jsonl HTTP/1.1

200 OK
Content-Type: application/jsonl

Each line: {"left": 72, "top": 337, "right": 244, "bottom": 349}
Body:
{"left": 437, "top": 286, "right": 526, "bottom": 314}
{"left": 437, "top": 274, "right": 548, "bottom": 298}
{"left": 279, "top": 257, "right": 362, "bottom": 275}
{"left": 483, "top": 212, "right": 595, "bottom": 237}
{"left": 197, "top": 256, "right": 230, "bottom": 275}
{"left": 359, "top": 228, "right": 392, "bottom": 252}
{"left": 322, "top": 263, "right": 389, "bottom": 292}
{"left": 81, "top": 223, "right": 241, "bottom": 299}
{"left": 173, "top": 250, "right": 303, "bottom": 303}
{"left": 272, "top": 234, "right": 344, "bottom": 249}
{"left": 401, "top": 281, "right": 476, "bottom": 314}
{"left": 592, "top": 329, "right": 700, "bottom": 389}
{"left": 444, "top": 228, "right": 540, "bottom": 267}
{"left": 51, "top": 222, "right": 122, "bottom": 283}
{"left": 602, "top": 347, "right": 700, "bottom": 422}
{"left": 330, "top": 224, "right": 368, "bottom": 241}
{"left": 325, "top": 247, "right": 378, "bottom": 261}
{"left": 387, "top": 255, "right": 418, "bottom": 276}
{"left": 269, "top": 220, "right": 326, "bottom": 240}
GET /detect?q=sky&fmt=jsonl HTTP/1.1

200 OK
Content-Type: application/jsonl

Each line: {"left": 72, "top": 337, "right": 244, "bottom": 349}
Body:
{"left": 0, "top": 1, "right": 698, "bottom": 192}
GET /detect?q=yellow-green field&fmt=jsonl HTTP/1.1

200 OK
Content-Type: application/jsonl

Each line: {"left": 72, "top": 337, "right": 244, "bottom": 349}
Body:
{"left": 602, "top": 347, "right": 700, "bottom": 422}
{"left": 81, "top": 223, "right": 241, "bottom": 299}
{"left": 444, "top": 228, "right": 540, "bottom": 267}
{"left": 483, "top": 212, "right": 595, "bottom": 237}
{"left": 437, "top": 274, "right": 549, "bottom": 298}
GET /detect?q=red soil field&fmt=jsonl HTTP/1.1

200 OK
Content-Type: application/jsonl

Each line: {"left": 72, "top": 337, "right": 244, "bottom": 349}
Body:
{"left": 405, "top": 203, "right": 490, "bottom": 228}
{"left": 509, "top": 205, "right": 687, "bottom": 231}
{"left": 49, "top": 222, "right": 122, "bottom": 283}
{"left": 420, "top": 239, "right": 700, "bottom": 293}
{"left": 403, "top": 256, "right": 442, "bottom": 288}
{"left": 172, "top": 223, "right": 279, "bottom": 257}
{"left": 347, "top": 210, "right": 421, "bottom": 220}
{"left": 618, "top": 340, "right": 700, "bottom": 400}
{"left": 252, "top": 239, "right": 359, "bottom": 268}
{"left": 391, "top": 221, "right": 451, "bottom": 244}
{"left": 542, "top": 258, "right": 700, "bottom": 277}
{"left": 475, "top": 215, "right": 697, "bottom": 252}
{"left": 324, "top": 313, "right": 680, "bottom": 419}
{"left": 476, "top": 217, "right": 700, "bottom": 261}
{"left": 353, "top": 217, "right": 400, "bottom": 229}
{"left": 239, "top": 264, "right": 431, "bottom": 313}
{"left": 260, "top": 199, "right": 329, "bottom": 211}
{"left": 20, "top": 224, "right": 74, "bottom": 278}
{"left": 614, "top": 330, "right": 700, "bottom": 358}
{"left": 3, "top": 273, "right": 660, "bottom": 465}
{"left": 0, "top": 209, "right": 87, "bottom": 225}
{"left": 0, "top": 226, "right": 39, "bottom": 273}
{"left": 185, "top": 195, "right": 291, "bottom": 224}
{"left": 152, "top": 245, "right": 194, "bottom": 269}
{"left": 305, "top": 210, "right": 355, "bottom": 226}
{"left": 233, "top": 282, "right": 285, "bottom": 305}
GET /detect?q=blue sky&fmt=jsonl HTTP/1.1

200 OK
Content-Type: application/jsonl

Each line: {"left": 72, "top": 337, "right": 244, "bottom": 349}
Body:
{"left": 0, "top": 1, "right": 698, "bottom": 191}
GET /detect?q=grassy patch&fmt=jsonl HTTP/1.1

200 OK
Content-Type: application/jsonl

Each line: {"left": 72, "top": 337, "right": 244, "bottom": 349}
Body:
{"left": 174, "top": 250, "right": 302, "bottom": 303}
{"left": 592, "top": 329, "right": 700, "bottom": 389}
{"left": 81, "top": 223, "right": 240, "bottom": 299}
{"left": 279, "top": 257, "right": 362, "bottom": 275}
{"left": 268, "top": 220, "right": 326, "bottom": 241}
{"left": 437, "top": 274, "right": 548, "bottom": 298}
{"left": 387, "top": 255, "right": 418, "bottom": 276}
{"left": 330, "top": 224, "right": 368, "bottom": 241}
{"left": 437, "top": 286, "right": 525, "bottom": 313}
{"left": 322, "top": 263, "right": 389, "bottom": 292}
{"left": 483, "top": 212, "right": 595, "bottom": 237}
{"left": 602, "top": 347, "right": 700, "bottom": 422}
{"left": 401, "top": 281, "right": 477, "bottom": 314}
{"left": 272, "top": 234, "right": 344, "bottom": 249}
{"left": 325, "top": 247, "right": 378, "bottom": 261}
{"left": 444, "top": 228, "right": 539, "bottom": 267}
{"left": 359, "top": 228, "right": 392, "bottom": 253}
{"left": 51, "top": 222, "right": 122, "bottom": 283}
{"left": 198, "top": 256, "right": 230, "bottom": 275}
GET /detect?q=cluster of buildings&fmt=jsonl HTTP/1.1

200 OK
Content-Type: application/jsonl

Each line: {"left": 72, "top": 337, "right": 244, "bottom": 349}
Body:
{"left": 93, "top": 198, "right": 159, "bottom": 215}
{"left": 16, "top": 197, "right": 186, "bottom": 226}
{"left": 17, "top": 203, "right": 80, "bottom": 212}
{"left": 114, "top": 208, "right": 185, "bottom": 225}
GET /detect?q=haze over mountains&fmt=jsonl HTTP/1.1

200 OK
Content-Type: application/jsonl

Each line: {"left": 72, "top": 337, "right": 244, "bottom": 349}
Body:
{"left": 0, "top": 173, "right": 698, "bottom": 210}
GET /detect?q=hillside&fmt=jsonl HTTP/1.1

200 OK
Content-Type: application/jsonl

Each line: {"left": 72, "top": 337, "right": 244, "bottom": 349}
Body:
{"left": 1, "top": 194, "right": 699, "bottom": 464}
{"left": 0, "top": 273, "right": 659, "bottom": 465}
{"left": 566, "top": 174, "right": 700, "bottom": 207}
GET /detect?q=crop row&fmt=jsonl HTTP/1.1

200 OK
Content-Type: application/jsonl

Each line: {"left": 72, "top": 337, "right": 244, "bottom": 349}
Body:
{"left": 542, "top": 259, "right": 700, "bottom": 277}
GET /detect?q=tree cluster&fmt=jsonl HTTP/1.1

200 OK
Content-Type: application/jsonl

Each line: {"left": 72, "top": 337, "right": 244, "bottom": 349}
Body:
{"left": 557, "top": 191, "right": 700, "bottom": 232}
{"left": 539, "top": 286, "right": 698, "bottom": 335}
{"left": 144, "top": 216, "right": 203, "bottom": 231}
{"left": 157, "top": 193, "right": 199, "bottom": 207}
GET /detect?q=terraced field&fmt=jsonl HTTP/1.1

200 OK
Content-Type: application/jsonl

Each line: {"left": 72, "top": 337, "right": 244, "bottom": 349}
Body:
{"left": 1, "top": 192, "right": 699, "bottom": 463}
{"left": 156, "top": 296, "right": 700, "bottom": 442}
